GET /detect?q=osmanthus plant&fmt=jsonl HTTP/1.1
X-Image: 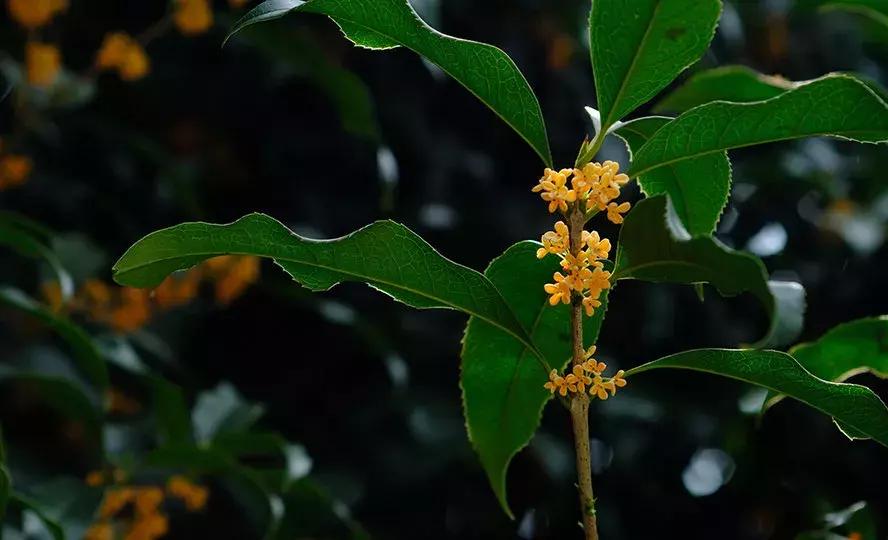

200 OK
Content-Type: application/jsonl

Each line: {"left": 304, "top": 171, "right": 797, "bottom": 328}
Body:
{"left": 111, "top": 0, "right": 888, "bottom": 537}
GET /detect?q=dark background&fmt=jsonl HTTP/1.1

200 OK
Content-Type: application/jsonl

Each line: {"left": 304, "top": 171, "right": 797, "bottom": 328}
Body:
{"left": 1, "top": 0, "right": 887, "bottom": 538}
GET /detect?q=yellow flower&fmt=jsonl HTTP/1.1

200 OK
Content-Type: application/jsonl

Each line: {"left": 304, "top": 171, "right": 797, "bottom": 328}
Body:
{"left": 543, "top": 369, "right": 567, "bottom": 396}
{"left": 589, "top": 374, "right": 613, "bottom": 400}
{"left": 532, "top": 168, "right": 576, "bottom": 213}
{"left": 536, "top": 220, "right": 570, "bottom": 259}
{"left": 84, "top": 521, "right": 113, "bottom": 540}
{"left": 96, "top": 33, "right": 150, "bottom": 81}
{"left": 581, "top": 267, "right": 611, "bottom": 295}
{"left": 544, "top": 271, "right": 574, "bottom": 305}
{"left": 174, "top": 0, "right": 213, "bottom": 35}
{"left": 213, "top": 256, "right": 260, "bottom": 305}
{"left": 134, "top": 487, "right": 164, "bottom": 517}
{"left": 568, "top": 364, "right": 592, "bottom": 393}
{"left": 606, "top": 201, "right": 631, "bottom": 224}
{"left": 167, "top": 475, "right": 209, "bottom": 511}
{"left": 26, "top": 41, "right": 62, "bottom": 87}
{"left": 152, "top": 270, "right": 201, "bottom": 309}
{"left": 0, "top": 154, "right": 32, "bottom": 190}
{"left": 6, "top": 0, "right": 67, "bottom": 29}
{"left": 125, "top": 512, "right": 168, "bottom": 540}
{"left": 99, "top": 488, "right": 135, "bottom": 518}
{"left": 571, "top": 162, "right": 602, "bottom": 198}
{"left": 109, "top": 288, "right": 152, "bottom": 333}
{"left": 584, "top": 230, "right": 611, "bottom": 260}
{"left": 582, "top": 295, "right": 601, "bottom": 317}
{"left": 86, "top": 470, "right": 105, "bottom": 487}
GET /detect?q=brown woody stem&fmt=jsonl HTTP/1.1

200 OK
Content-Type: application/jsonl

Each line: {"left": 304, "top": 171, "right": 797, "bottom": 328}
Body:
{"left": 568, "top": 209, "right": 599, "bottom": 540}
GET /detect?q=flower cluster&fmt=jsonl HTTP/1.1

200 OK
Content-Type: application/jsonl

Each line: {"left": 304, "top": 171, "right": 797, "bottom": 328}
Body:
{"left": 538, "top": 221, "right": 612, "bottom": 317}
{"left": 532, "top": 160, "right": 631, "bottom": 223}
{"left": 41, "top": 255, "right": 260, "bottom": 333}
{"left": 543, "top": 346, "right": 627, "bottom": 400}
{"left": 0, "top": 138, "right": 32, "bottom": 191}
{"left": 84, "top": 472, "right": 208, "bottom": 540}
{"left": 533, "top": 160, "right": 632, "bottom": 398}
{"left": 6, "top": 0, "right": 67, "bottom": 30}
{"left": 96, "top": 33, "right": 150, "bottom": 81}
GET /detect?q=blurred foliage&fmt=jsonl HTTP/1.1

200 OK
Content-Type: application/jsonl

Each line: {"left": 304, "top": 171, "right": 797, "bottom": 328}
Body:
{"left": 1, "top": 0, "right": 887, "bottom": 539}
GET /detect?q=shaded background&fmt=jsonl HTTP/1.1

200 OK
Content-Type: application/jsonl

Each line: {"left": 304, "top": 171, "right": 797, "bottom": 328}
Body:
{"left": 1, "top": 0, "right": 888, "bottom": 538}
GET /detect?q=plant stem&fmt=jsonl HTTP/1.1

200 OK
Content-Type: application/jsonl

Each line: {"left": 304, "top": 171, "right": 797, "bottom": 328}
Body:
{"left": 568, "top": 210, "right": 599, "bottom": 540}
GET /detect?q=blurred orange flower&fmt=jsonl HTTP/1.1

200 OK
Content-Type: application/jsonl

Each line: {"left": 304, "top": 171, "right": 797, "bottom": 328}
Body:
{"left": 6, "top": 0, "right": 67, "bottom": 29}
{"left": 96, "top": 32, "right": 150, "bottom": 81}
{"left": 0, "top": 154, "right": 32, "bottom": 190}
{"left": 174, "top": 0, "right": 213, "bottom": 36}
{"left": 25, "top": 41, "right": 62, "bottom": 87}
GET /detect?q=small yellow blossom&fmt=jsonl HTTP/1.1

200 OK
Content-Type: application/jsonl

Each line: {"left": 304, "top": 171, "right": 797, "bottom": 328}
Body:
{"left": 543, "top": 369, "right": 568, "bottom": 396}
{"left": 581, "top": 267, "right": 611, "bottom": 295}
{"left": 544, "top": 271, "right": 574, "bottom": 305}
{"left": 167, "top": 475, "right": 209, "bottom": 511}
{"left": 96, "top": 32, "right": 150, "bottom": 81}
{"left": 582, "top": 295, "right": 601, "bottom": 317}
{"left": 532, "top": 168, "right": 576, "bottom": 213}
{"left": 99, "top": 488, "right": 135, "bottom": 518}
{"left": 174, "top": 0, "right": 213, "bottom": 35}
{"left": 125, "top": 512, "right": 168, "bottom": 540}
{"left": 84, "top": 521, "right": 114, "bottom": 540}
{"left": 210, "top": 255, "right": 260, "bottom": 304}
{"left": 606, "top": 201, "right": 631, "bottom": 224}
{"left": 0, "top": 154, "right": 33, "bottom": 190}
{"left": 571, "top": 162, "right": 602, "bottom": 198}
{"left": 26, "top": 41, "right": 62, "bottom": 87}
{"left": 6, "top": 0, "right": 67, "bottom": 29}
{"left": 152, "top": 270, "right": 201, "bottom": 309}
{"left": 536, "top": 220, "right": 570, "bottom": 259}
{"left": 584, "top": 230, "right": 611, "bottom": 260}
{"left": 134, "top": 487, "right": 164, "bottom": 517}
{"left": 567, "top": 364, "right": 592, "bottom": 393}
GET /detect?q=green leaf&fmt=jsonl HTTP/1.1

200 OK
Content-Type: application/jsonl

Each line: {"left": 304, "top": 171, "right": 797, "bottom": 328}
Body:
{"left": 16, "top": 478, "right": 102, "bottom": 540}
{"left": 152, "top": 378, "right": 193, "bottom": 446}
{"left": 229, "top": 0, "right": 551, "bottom": 165}
{"left": 0, "top": 221, "right": 73, "bottom": 301}
{"left": 236, "top": 22, "right": 380, "bottom": 141}
{"left": 766, "top": 316, "right": 888, "bottom": 410}
{"left": 589, "top": 0, "right": 722, "bottom": 131}
{"left": 0, "top": 372, "right": 102, "bottom": 451}
{"left": 461, "top": 242, "right": 608, "bottom": 517}
{"left": 613, "top": 196, "right": 804, "bottom": 347}
{"left": 629, "top": 74, "right": 888, "bottom": 178}
{"left": 112, "top": 214, "right": 536, "bottom": 356}
{"left": 625, "top": 349, "right": 888, "bottom": 448}
{"left": 274, "top": 479, "right": 368, "bottom": 540}
{"left": 0, "top": 426, "right": 8, "bottom": 523}
{"left": 616, "top": 116, "right": 731, "bottom": 235}
{"left": 797, "top": 0, "right": 888, "bottom": 29}
{"left": 192, "top": 383, "right": 265, "bottom": 443}
{"left": 0, "top": 288, "right": 108, "bottom": 390}
{"left": 654, "top": 65, "right": 793, "bottom": 113}
{"left": 8, "top": 494, "right": 66, "bottom": 540}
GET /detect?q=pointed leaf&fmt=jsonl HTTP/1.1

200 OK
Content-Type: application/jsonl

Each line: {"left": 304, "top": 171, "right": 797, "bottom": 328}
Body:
{"left": 0, "top": 220, "right": 73, "bottom": 301}
{"left": 614, "top": 196, "right": 804, "bottom": 346}
{"left": 113, "top": 214, "right": 535, "bottom": 353}
{"left": 461, "top": 242, "right": 608, "bottom": 517}
{"left": 629, "top": 74, "right": 888, "bottom": 177}
{"left": 766, "top": 316, "right": 888, "bottom": 410}
{"left": 654, "top": 65, "right": 793, "bottom": 113}
{"left": 616, "top": 115, "right": 731, "bottom": 235}
{"left": 0, "top": 288, "right": 108, "bottom": 389}
{"left": 229, "top": 0, "right": 551, "bottom": 165}
{"left": 589, "top": 0, "right": 722, "bottom": 131}
{"left": 626, "top": 349, "right": 888, "bottom": 447}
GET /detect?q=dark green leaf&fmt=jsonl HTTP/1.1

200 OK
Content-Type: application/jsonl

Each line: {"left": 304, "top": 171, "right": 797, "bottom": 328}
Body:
{"left": 152, "top": 378, "right": 193, "bottom": 446}
{"left": 589, "top": 0, "right": 722, "bottom": 131}
{"left": 229, "top": 0, "right": 551, "bottom": 165}
{"left": 192, "top": 383, "right": 265, "bottom": 443}
{"left": 0, "top": 288, "right": 108, "bottom": 389}
{"left": 0, "top": 426, "right": 8, "bottom": 523}
{"left": 613, "top": 196, "right": 804, "bottom": 347}
{"left": 113, "top": 214, "right": 536, "bottom": 356}
{"left": 8, "top": 494, "right": 66, "bottom": 540}
{"left": 236, "top": 22, "right": 380, "bottom": 141}
{"left": 617, "top": 116, "right": 731, "bottom": 235}
{"left": 0, "top": 372, "right": 102, "bottom": 450}
{"left": 0, "top": 222, "right": 73, "bottom": 301}
{"left": 629, "top": 74, "right": 888, "bottom": 178}
{"left": 16, "top": 478, "right": 102, "bottom": 540}
{"left": 625, "top": 349, "right": 888, "bottom": 447}
{"left": 797, "top": 0, "right": 888, "bottom": 29}
{"left": 654, "top": 65, "right": 792, "bottom": 113}
{"left": 274, "top": 479, "right": 368, "bottom": 540}
{"left": 766, "top": 316, "right": 888, "bottom": 410}
{"left": 461, "top": 242, "right": 608, "bottom": 516}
